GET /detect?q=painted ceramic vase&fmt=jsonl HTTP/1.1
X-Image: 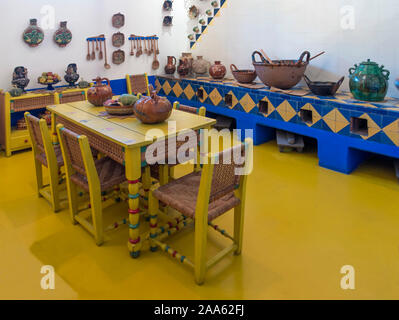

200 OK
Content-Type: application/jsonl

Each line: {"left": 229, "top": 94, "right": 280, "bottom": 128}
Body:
{"left": 165, "top": 56, "right": 177, "bottom": 75}
{"left": 12, "top": 66, "right": 30, "bottom": 92}
{"left": 209, "top": 61, "right": 227, "bottom": 79}
{"left": 23, "top": 19, "right": 44, "bottom": 47}
{"left": 54, "top": 21, "right": 72, "bottom": 47}
{"left": 133, "top": 88, "right": 172, "bottom": 124}
{"left": 349, "top": 59, "right": 390, "bottom": 102}
{"left": 181, "top": 53, "right": 194, "bottom": 75}
{"left": 64, "top": 63, "right": 80, "bottom": 87}
{"left": 177, "top": 59, "right": 190, "bottom": 77}
{"left": 87, "top": 77, "right": 113, "bottom": 106}
{"left": 192, "top": 56, "right": 211, "bottom": 76}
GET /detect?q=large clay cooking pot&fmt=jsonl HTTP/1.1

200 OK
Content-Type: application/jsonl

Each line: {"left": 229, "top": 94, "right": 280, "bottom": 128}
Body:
{"left": 87, "top": 77, "right": 113, "bottom": 106}
{"left": 209, "top": 61, "right": 227, "bottom": 79}
{"left": 133, "top": 89, "right": 172, "bottom": 124}
{"left": 252, "top": 51, "right": 310, "bottom": 90}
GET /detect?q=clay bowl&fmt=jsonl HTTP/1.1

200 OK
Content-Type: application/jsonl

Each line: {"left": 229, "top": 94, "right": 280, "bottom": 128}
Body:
{"left": 230, "top": 64, "right": 257, "bottom": 84}
{"left": 104, "top": 99, "right": 134, "bottom": 116}
{"left": 252, "top": 51, "right": 310, "bottom": 90}
{"left": 304, "top": 75, "right": 345, "bottom": 96}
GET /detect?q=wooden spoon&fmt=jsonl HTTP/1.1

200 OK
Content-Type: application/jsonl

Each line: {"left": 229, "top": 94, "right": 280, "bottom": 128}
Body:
{"left": 310, "top": 51, "right": 326, "bottom": 61}
{"left": 91, "top": 40, "right": 96, "bottom": 60}
{"left": 260, "top": 49, "right": 275, "bottom": 65}
{"left": 86, "top": 41, "right": 91, "bottom": 61}
{"left": 96, "top": 39, "right": 99, "bottom": 51}
{"left": 136, "top": 38, "right": 141, "bottom": 57}
{"left": 156, "top": 37, "right": 160, "bottom": 55}
{"left": 144, "top": 38, "right": 148, "bottom": 54}
{"left": 130, "top": 37, "right": 134, "bottom": 56}
{"left": 102, "top": 36, "right": 111, "bottom": 69}
{"left": 152, "top": 39, "right": 160, "bottom": 70}
{"left": 99, "top": 39, "right": 104, "bottom": 60}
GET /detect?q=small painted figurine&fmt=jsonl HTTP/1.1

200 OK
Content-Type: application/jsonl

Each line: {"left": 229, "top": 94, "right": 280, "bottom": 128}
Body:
{"left": 64, "top": 63, "right": 80, "bottom": 87}
{"left": 11, "top": 66, "right": 30, "bottom": 92}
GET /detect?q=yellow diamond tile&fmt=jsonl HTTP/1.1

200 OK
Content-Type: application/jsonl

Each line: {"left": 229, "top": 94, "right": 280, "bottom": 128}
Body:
{"left": 276, "top": 100, "right": 296, "bottom": 122}
{"left": 324, "top": 108, "right": 337, "bottom": 121}
{"left": 240, "top": 93, "right": 256, "bottom": 113}
{"left": 323, "top": 118, "right": 336, "bottom": 132}
{"left": 209, "top": 88, "right": 223, "bottom": 106}
{"left": 358, "top": 113, "right": 380, "bottom": 140}
{"left": 383, "top": 130, "right": 399, "bottom": 146}
{"left": 183, "top": 84, "right": 195, "bottom": 100}
{"left": 162, "top": 81, "right": 172, "bottom": 95}
{"left": 227, "top": 91, "right": 239, "bottom": 109}
{"left": 172, "top": 82, "right": 183, "bottom": 98}
{"left": 335, "top": 109, "right": 350, "bottom": 124}
{"left": 383, "top": 119, "right": 399, "bottom": 132}
{"left": 335, "top": 121, "right": 349, "bottom": 133}
{"left": 155, "top": 79, "right": 161, "bottom": 92}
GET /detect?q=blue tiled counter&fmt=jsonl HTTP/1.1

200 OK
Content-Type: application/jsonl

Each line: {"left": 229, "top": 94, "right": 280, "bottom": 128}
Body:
{"left": 155, "top": 76, "right": 399, "bottom": 174}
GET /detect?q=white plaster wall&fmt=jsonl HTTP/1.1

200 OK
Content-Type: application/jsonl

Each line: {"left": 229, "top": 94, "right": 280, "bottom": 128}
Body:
{"left": 0, "top": 0, "right": 189, "bottom": 90}
{"left": 1, "top": 0, "right": 398, "bottom": 98}
{"left": 191, "top": 0, "right": 399, "bottom": 97}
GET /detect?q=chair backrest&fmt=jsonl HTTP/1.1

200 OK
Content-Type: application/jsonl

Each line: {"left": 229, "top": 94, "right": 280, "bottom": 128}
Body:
{"left": 207, "top": 141, "right": 250, "bottom": 202}
{"left": 173, "top": 102, "right": 206, "bottom": 117}
{"left": 126, "top": 73, "right": 150, "bottom": 96}
{"left": 57, "top": 126, "right": 88, "bottom": 176}
{"left": 24, "top": 113, "right": 45, "bottom": 153}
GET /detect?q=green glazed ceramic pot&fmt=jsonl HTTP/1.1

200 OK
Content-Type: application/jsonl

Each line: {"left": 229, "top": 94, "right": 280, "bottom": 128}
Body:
{"left": 349, "top": 59, "right": 390, "bottom": 102}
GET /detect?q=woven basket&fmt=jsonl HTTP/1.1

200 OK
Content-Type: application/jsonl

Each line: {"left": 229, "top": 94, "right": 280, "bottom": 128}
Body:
{"left": 105, "top": 105, "right": 134, "bottom": 116}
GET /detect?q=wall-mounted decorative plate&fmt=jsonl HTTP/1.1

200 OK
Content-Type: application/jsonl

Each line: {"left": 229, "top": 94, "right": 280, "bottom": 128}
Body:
{"left": 112, "top": 13, "right": 125, "bottom": 28}
{"left": 54, "top": 21, "right": 72, "bottom": 47}
{"left": 112, "top": 49, "right": 125, "bottom": 65}
{"left": 23, "top": 19, "right": 44, "bottom": 47}
{"left": 163, "top": 0, "right": 173, "bottom": 11}
{"left": 188, "top": 6, "right": 199, "bottom": 19}
{"left": 112, "top": 32, "right": 125, "bottom": 48}
{"left": 163, "top": 16, "right": 173, "bottom": 26}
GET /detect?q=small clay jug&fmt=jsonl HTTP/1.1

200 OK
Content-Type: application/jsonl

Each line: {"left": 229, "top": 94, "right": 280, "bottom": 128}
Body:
{"left": 87, "top": 77, "right": 113, "bottom": 106}
{"left": 165, "top": 56, "right": 177, "bottom": 75}
{"left": 209, "top": 61, "right": 227, "bottom": 80}
{"left": 177, "top": 59, "right": 190, "bottom": 78}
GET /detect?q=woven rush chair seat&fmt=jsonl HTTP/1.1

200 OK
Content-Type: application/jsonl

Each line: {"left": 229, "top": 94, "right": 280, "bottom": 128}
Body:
{"left": 153, "top": 171, "right": 240, "bottom": 221}
{"left": 36, "top": 145, "right": 64, "bottom": 168}
{"left": 70, "top": 157, "right": 126, "bottom": 192}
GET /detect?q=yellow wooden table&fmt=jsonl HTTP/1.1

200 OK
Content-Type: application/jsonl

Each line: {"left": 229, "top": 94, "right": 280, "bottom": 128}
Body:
{"left": 47, "top": 101, "right": 216, "bottom": 258}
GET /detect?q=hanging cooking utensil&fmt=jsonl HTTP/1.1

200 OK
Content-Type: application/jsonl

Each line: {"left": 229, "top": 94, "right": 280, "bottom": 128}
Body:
{"left": 156, "top": 37, "right": 160, "bottom": 55}
{"left": 91, "top": 40, "right": 96, "bottom": 60}
{"left": 102, "top": 35, "right": 111, "bottom": 69}
{"left": 144, "top": 39, "right": 148, "bottom": 54}
{"left": 86, "top": 40, "right": 91, "bottom": 61}
{"left": 152, "top": 39, "right": 160, "bottom": 70}
{"left": 96, "top": 38, "right": 99, "bottom": 51}
{"left": 130, "top": 38, "right": 134, "bottom": 56}
{"left": 99, "top": 38, "right": 104, "bottom": 60}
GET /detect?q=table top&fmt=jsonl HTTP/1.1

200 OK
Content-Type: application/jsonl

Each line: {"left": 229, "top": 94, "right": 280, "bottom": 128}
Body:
{"left": 47, "top": 100, "right": 216, "bottom": 149}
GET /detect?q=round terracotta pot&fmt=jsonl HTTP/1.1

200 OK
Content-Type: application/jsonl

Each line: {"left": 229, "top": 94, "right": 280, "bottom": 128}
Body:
{"left": 87, "top": 77, "right": 113, "bottom": 106}
{"left": 133, "top": 90, "right": 172, "bottom": 124}
{"left": 209, "top": 61, "right": 226, "bottom": 79}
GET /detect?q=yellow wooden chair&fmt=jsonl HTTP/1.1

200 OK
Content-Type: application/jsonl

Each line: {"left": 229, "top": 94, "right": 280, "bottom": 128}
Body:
{"left": 149, "top": 102, "right": 207, "bottom": 185}
{"left": 148, "top": 138, "right": 253, "bottom": 284}
{"left": 57, "top": 124, "right": 127, "bottom": 246}
{"left": 24, "top": 112, "right": 65, "bottom": 212}
{"left": 125, "top": 73, "right": 150, "bottom": 96}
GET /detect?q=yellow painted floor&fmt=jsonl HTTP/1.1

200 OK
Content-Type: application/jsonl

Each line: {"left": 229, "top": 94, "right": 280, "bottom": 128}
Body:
{"left": 1, "top": 141, "right": 399, "bottom": 300}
